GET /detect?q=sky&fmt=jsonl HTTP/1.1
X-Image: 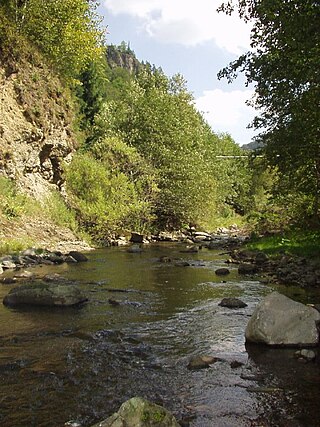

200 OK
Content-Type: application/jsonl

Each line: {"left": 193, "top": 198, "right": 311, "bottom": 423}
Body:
{"left": 98, "top": 0, "right": 258, "bottom": 146}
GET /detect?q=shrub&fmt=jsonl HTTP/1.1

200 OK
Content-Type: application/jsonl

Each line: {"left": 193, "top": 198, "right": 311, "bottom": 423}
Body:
{"left": 65, "top": 153, "right": 155, "bottom": 237}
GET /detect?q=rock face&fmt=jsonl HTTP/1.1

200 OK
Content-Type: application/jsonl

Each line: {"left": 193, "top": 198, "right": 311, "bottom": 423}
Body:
{"left": 91, "top": 397, "right": 180, "bottom": 427}
{"left": 3, "top": 282, "right": 87, "bottom": 307}
{"left": 245, "top": 292, "right": 320, "bottom": 346}
{"left": 106, "top": 45, "right": 141, "bottom": 75}
{"left": 0, "top": 58, "right": 75, "bottom": 200}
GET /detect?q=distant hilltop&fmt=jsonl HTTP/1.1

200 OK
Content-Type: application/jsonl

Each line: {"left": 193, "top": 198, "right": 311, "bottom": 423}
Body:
{"left": 106, "top": 43, "right": 141, "bottom": 74}
{"left": 241, "top": 140, "right": 264, "bottom": 151}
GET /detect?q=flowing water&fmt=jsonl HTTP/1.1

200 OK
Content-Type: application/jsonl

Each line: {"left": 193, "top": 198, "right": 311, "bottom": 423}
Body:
{"left": 0, "top": 244, "right": 319, "bottom": 427}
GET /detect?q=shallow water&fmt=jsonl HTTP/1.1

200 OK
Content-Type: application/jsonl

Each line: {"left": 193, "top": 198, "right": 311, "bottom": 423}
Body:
{"left": 0, "top": 244, "right": 319, "bottom": 426}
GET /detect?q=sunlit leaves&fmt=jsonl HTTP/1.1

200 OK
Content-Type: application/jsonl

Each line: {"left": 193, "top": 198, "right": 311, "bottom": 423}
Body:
{"left": 5, "top": 0, "right": 105, "bottom": 80}
{"left": 219, "top": 0, "right": 320, "bottom": 222}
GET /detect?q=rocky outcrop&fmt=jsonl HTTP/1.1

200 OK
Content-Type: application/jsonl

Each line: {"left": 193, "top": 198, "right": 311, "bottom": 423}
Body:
{"left": 3, "top": 282, "right": 87, "bottom": 307}
{"left": 90, "top": 397, "right": 180, "bottom": 427}
{"left": 106, "top": 45, "right": 141, "bottom": 75}
{"left": 245, "top": 292, "right": 320, "bottom": 346}
{"left": 0, "top": 57, "right": 76, "bottom": 200}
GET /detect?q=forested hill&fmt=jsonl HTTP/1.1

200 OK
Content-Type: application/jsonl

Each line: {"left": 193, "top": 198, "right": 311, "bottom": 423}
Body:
{"left": 0, "top": 0, "right": 318, "bottom": 253}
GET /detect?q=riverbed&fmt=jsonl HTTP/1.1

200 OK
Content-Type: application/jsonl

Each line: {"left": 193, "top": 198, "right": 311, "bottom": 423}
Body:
{"left": 0, "top": 244, "right": 319, "bottom": 426}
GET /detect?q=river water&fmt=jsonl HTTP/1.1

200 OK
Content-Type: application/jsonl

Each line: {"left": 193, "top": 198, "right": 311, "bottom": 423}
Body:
{"left": 0, "top": 244, "right": 319, "bottom": 427}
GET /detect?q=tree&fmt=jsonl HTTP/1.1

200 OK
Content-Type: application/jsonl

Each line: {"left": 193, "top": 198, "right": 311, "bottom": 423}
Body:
{"left": 218, "top": 0, "right": 320, "bottom": 223}
{"left": 98, "top": 66, "right": 222, "bottom": 229}
{"left": 2, "top": 0, "right": 104, "bottom": 79}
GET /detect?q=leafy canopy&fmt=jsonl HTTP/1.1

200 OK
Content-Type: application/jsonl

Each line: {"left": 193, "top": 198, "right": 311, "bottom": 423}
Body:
{"left": 2, "top": 0, "right": 105, "bottom": 79}
{"left": 218, "top": 0, "right": 320, "bottom": 222}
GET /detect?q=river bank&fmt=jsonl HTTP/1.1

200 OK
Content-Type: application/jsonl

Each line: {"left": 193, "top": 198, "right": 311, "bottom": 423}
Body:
{"left": 1, "top": 221, "right": 320, "bottom": 293}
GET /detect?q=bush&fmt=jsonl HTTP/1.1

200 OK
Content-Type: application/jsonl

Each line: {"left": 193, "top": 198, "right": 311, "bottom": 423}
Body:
{"left": 0, "top": 177, "right": 29, "bottom": 219}
{"left": 43, "top": 190, "right": 78, "bottom": 231}
{"left": 65, "top": 153, "right": 155, "bottom": 237}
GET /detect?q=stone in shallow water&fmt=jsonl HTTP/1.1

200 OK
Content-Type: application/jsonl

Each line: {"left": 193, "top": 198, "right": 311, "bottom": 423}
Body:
{"left": 215, "top": 268, "right": 230, "bottom": 276}
{"left": 245, "top": 291, "right": 320, "bottom": 346}
{"left": 68, "top": 251, "right": 88, "bottom": 262}
{"left": 294, "top": 349, "right": 316, "bottom": 361}
{"left": 3, "top": 282, "right": 88, "bottom": 307}
{"left": 238, "top": 263, "right": 258, "bottom": 275}
{"left": 187, "top": 355, "right": 219, "bottom": 370}
{"left": 219, "top": 297, "right": 247, "bottom": 309}
{"left": 90, "top": 397, "right": 180, "bottom": 427}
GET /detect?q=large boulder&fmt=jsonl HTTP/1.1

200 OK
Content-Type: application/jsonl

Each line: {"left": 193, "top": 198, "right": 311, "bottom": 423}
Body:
{"left": 90, "top": 397, "right": 180, "bottom": 427}
{"left": 130, "top": 233, "right": 145, "bottom": 244}
{"left": 68, "top": 251, "right": 88, "bottom": 262}
{"left": 3, "top": 282, "right": 87, "bottom": 307}
{"left": 245, "top": 292, "right": 320, "bottom": 346}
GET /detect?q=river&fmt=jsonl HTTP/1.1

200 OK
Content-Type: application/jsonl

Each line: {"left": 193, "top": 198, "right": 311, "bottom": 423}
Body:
{"left": 0, "top": 243, "right": 319, "bottom": 426}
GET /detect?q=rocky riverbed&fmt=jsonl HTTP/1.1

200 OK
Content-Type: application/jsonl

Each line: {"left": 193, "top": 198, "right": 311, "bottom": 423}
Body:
{"left": 0, "top": 234, "right": 319, "bottom": 427}
{"left": 228, "top": 248, "right": 320, "bottom": 290}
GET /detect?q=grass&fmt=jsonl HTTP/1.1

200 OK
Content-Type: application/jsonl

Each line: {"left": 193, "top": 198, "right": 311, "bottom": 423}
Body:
{"left": 246, "top": 230, "right": 320, "bottom": 259}
{"left": 0, "top": 238, "right": 35, "bottom": 256}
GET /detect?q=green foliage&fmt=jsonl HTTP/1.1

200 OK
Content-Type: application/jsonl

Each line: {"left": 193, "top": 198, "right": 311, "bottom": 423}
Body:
{"left": 218, "top": 0, "right": 320, "bottom": 226}
{"left": 76, "top": 55, "right": 110, "bottom": 130}
{"left": 97, "top": 66, "right": 228, "bottom": 229}
{"left": 0, "top": 238, "right": 35, "bottom": 256}
{"left": 2, "top": 0, "right": 104, "bottom": 80}
{"left": 0, "top": 177, "right": 29, "bottom": 219}
{"left": 43, "top": 191, "right": 78, "bottom": 232}
{"left": 65, "top": 152, "right": 155, "bottom": 237}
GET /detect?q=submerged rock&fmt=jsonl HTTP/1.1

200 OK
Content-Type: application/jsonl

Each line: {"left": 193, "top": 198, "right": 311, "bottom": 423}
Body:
{"left": 180, "top": 245, "right": 199, "bottom": 253}
{"left": 127, "top": 245, "right": 143, "bottom": 253}
{"left": 294, "top": 349, "right": 316, "bottom": 361}
{"left": 245, "top": 292, "right": 320, "bottom": 346}
{"left": 108, "top": 298, "right": 121, "bottom": 306}
{"left": 3, "top": 282, "right": 87, "bottom": 307}
{"left": 159, "top": 256, "right": 172, "bottom": 263}
{"left": 215, "top": 268, "right": 230, "bottom": 276}
{"left": 68, "top": 251, "right": 88, "bottom": 262}
{"left": 219, "top": 297, "right": 247, "bottom": 308}
{"left": 187, "top": 355, "right": 219, "bottom": 370}
{"left": 174, "top": 261, "right": 190, "bottom": 267}
{"left": 90, "top": 396, "right": 180, "bottom": 427}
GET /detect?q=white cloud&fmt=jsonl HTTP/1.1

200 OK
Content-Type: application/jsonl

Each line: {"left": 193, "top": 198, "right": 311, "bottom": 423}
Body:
{"left": 103, "top": 0, "right": 251, "bottom": 55}
{"left": 195, "top": 89, "right": 257, "bottom": 145}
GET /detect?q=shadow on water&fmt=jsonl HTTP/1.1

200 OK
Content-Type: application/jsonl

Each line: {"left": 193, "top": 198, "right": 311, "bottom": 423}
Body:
{"left": 0, "top": 244, "right": 319, "bottom": 426}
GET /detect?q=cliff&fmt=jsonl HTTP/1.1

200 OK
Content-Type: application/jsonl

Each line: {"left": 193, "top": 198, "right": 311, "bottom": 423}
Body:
{"left": 0, "top": 48, "right": 77, "bottom": 200}
{"left": 106, "top": 44, "right": 141, "bottom": 75}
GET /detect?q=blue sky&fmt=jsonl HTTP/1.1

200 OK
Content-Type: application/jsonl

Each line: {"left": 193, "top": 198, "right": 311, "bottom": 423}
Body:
{"left": 98, "top": 0, "right": 258, "bottom": 146}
